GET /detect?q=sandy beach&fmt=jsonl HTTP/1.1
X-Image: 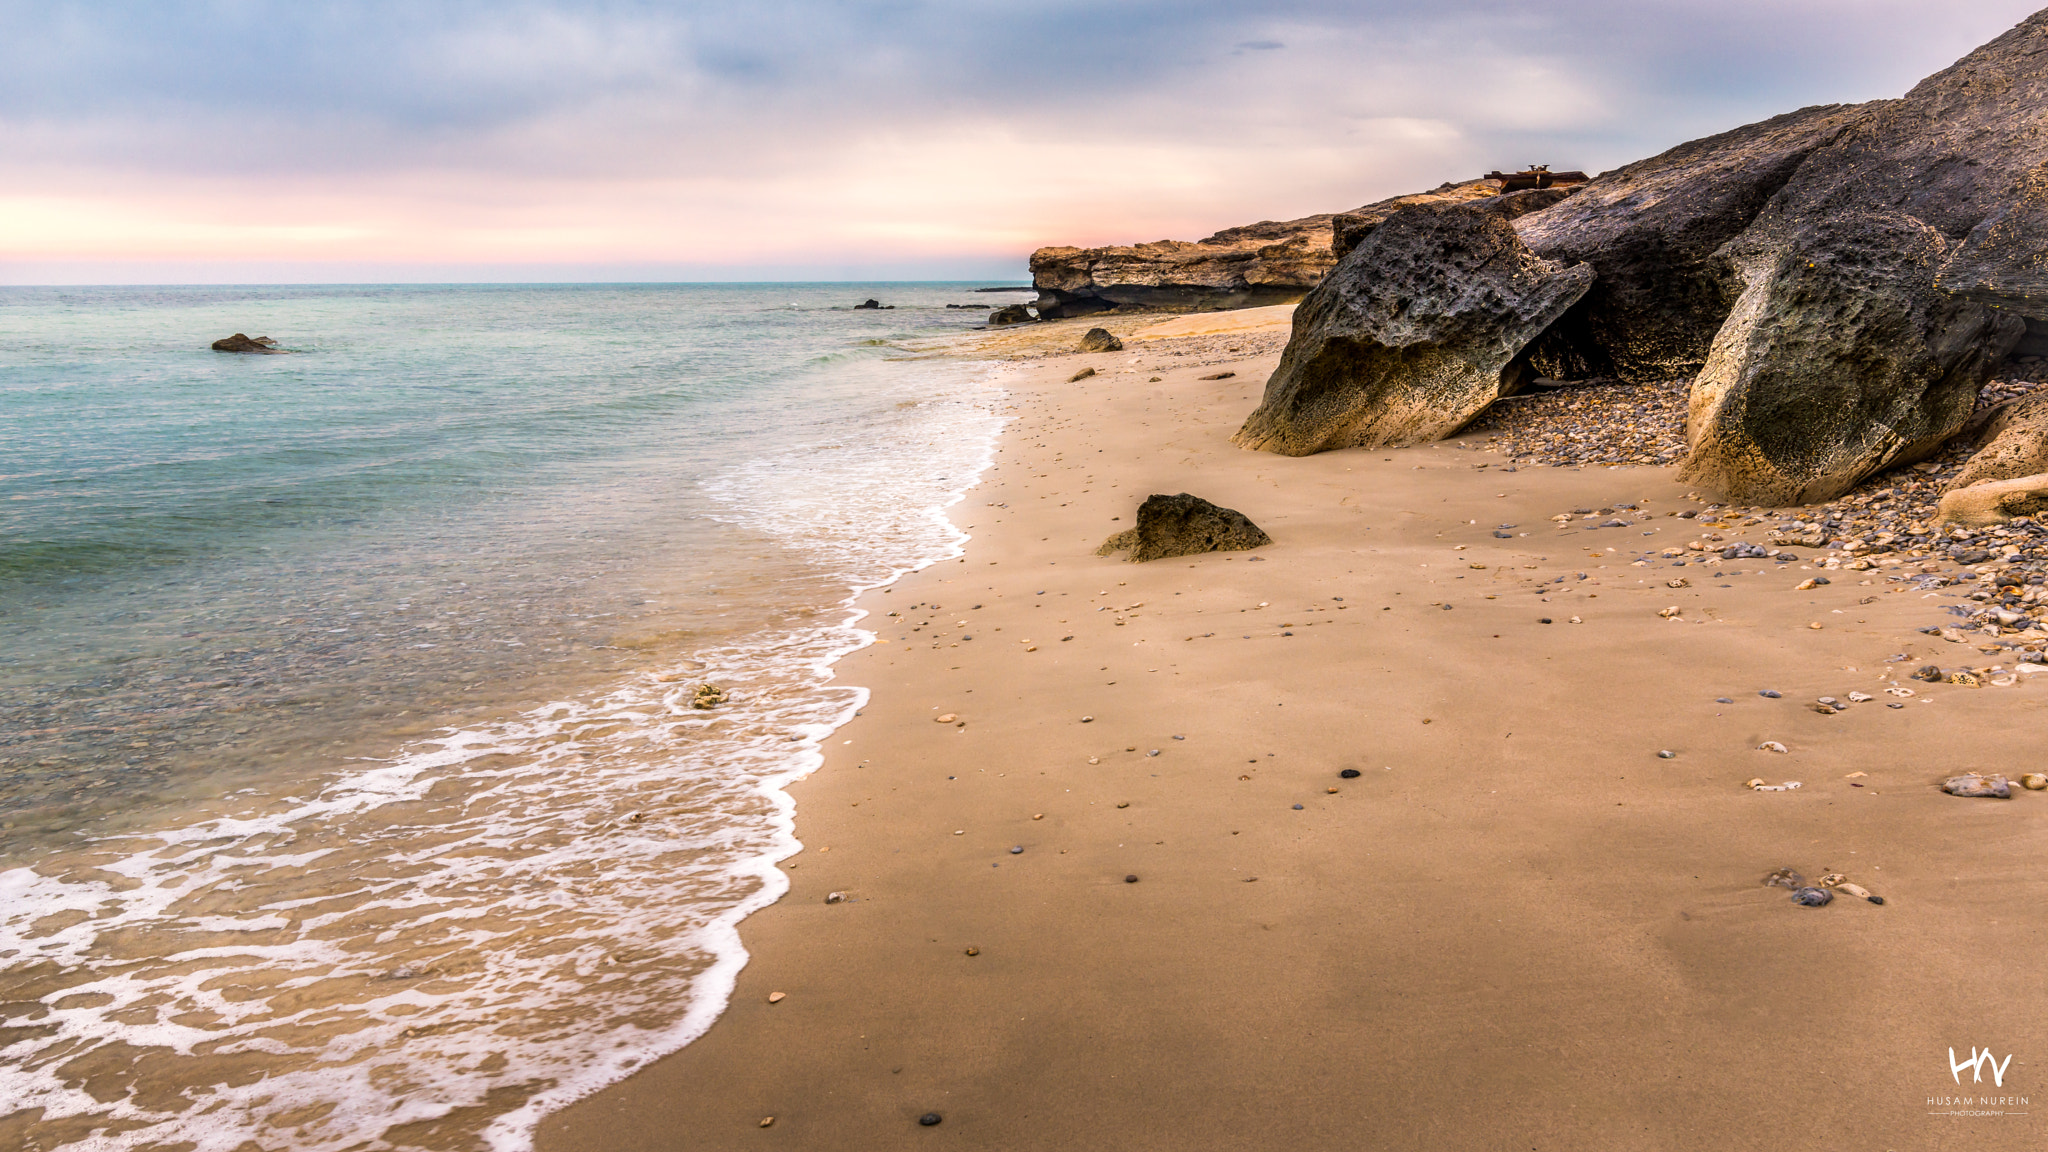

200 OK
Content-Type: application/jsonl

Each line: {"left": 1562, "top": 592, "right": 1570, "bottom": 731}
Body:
{"left": 538, "top": 317, "right": 2048, "bottom": 1151}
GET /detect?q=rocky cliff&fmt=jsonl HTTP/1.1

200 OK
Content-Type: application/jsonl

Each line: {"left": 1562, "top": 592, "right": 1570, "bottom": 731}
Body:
{"left": 1028, "top": 180, "right": 1501, "bottom": 319}
{"left": 1239, "top": 6, "right": 2048, "bottom": 505}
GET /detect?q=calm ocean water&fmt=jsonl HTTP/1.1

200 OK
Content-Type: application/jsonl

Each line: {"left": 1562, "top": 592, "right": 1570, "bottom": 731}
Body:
{"left": 0, "top": 283, "right": 1013, "bottom": 1150}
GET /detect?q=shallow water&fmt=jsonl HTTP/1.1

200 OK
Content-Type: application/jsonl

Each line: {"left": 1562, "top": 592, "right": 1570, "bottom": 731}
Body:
{"left": 0, "top": 283, "right": 1012, "bottom": 1150}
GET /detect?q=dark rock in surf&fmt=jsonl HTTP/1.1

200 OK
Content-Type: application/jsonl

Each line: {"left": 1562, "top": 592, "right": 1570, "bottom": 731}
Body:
{"left": 210, "top": 333, "right": 286, "bottom": 353}
{"left": 988, "top": 304, "right": 1035, "bottom": 327}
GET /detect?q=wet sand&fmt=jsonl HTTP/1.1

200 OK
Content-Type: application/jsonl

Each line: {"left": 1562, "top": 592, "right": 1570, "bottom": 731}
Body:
{"left": 538, "top": 337, "right": 2048, "bottom": 1150}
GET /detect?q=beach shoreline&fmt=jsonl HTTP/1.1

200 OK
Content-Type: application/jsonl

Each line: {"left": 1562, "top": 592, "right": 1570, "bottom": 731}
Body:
{"left": 537, "top": 330, "right": 2048, "bottom": 1151}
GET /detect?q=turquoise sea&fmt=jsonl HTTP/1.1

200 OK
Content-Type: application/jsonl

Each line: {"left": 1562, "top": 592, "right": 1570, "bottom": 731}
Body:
{"left": 0, "top": 283, "right": 1015, "bottom": 1151}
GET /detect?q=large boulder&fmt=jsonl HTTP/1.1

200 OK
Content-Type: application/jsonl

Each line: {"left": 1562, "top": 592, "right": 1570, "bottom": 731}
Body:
{"left": 1675, "top": 11, "right": 2048, "bottom": 500}
{"left": 1950, "top": 391, "right": 2048, "bottom": 489}
{"left": 1232, "top": 201, "right": 1594, "bottom": 455}
{"left": 1096, "top": 493, "right": 1270, "bottom": 562}
{"left": 1515, "top": 104, "right": 1867, "bottom": 382}
{"left": 1030, "top": 180, "right": 1502, "bottom": 319}
{"left": 1679, "top": 212, "right": 2025, "bottom": 504}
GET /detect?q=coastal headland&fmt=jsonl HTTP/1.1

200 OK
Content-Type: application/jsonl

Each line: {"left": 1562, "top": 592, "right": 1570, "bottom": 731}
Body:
{"left": 539, "top": 312, "right": 2048, "bottom": 1150}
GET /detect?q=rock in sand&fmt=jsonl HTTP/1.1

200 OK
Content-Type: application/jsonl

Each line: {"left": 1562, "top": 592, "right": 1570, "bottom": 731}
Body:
{"left": 1096, "top": 493, "right": 1271, "bottom": 562}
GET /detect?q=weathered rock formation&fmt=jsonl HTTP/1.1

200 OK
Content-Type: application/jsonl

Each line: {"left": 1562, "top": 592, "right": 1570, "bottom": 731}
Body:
{"left": 1232, "top": 201, "right": 1594, "bottom": 454}
{"left": 1938, "top": 472, "right": 2048, "bottom": 525}
{"left": 1951, "top": 392, "right": 2048, "bottom": 489}
{"left": 210, "top": 333, "right": 284, "bottom": 353}
{"left": 1682, "top": 211, "right": 2023, "bottom": 503}
{"left": 1079, "top": 327, "right": 1123, "bottom": 353}
{"left": 988, "top": 304, "right": 1035, "bottom": 327}
{"left": 1030, "top": 180, "right": 1501, "bottom": 320}
{"left": 1236, "top": 8, "right": 2048, "bottom": 504}
{"left": 1095, "top": 493, "right": 1271, "bottom": 562}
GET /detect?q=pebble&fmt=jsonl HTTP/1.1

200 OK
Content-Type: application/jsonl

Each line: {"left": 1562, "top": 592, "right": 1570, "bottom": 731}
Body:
{"left": 1124, "top": 874, "right": 1139, "bottom": 883}
{"left": 1716, "top": 697, "right": 1734, "bottom": 703}
{"left": 761, "top": 1117, "right": 775, "bottom": 1128}
{"left": 1147, "top": 749, "right": 1160, "bottom": 757}
{"left": 1339, "top": 768, "right": 1361, "bottom": 778}
{"left": 1292, "top": 803, "right": 1305, "bottom": 810}
{"left": 964, "top": 946, "right": 980, "bottom": 956}
{"left": 919, "top": 1113, "right": 944, "bottom": 1126}
{"left": 1010, "top": 845, "right": 1024, "bottom": 854}
{"left": 1759, "top": 690, "right": 1782, "bottom": 698}
{"left": 1115, "top": 801, "right": 1130, "bottom": 808}
{"left": 1539, "top": 617, "right": 1553, "bottom": 624}
{"left": 2024, "top": 774, "right": 2048, "bottom": 791}
{"left": 1657, "top": 750, "right": 1676, "bottom": 759}
{"left": 1790, "top": 886, "right": 1833, "bottom": 907}
{"left": 1081, "top": 715, "right": 1094, "bottom": 723}
{"left": 768, "top": 992, "right": 786, "bottom": 1003}
{"left": 825, "top": 892, "right": 846, "bottom": 904}
{"left": 1033, "top": 813, "right": 1044, "bottom": 819}
{"left": 935, "top": 713, "right": 957, "bottom": 724}
{"left": 1943, "top": 773, "right": 2013, "bottom": 798}
{"left": 1758, "top": 741, "right": 1788, "bottom": 753}
{"left": 1326, "top": 786, "right": 1339, "bottom": 793}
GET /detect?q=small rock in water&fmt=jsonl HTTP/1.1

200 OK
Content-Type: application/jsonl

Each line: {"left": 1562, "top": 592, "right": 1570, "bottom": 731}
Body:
{"left": 1943, "top": 773, "right": 2013, "bottom": 798}
{"left": 919, "top": 1113, "right": 944, "bottom": 1126}
{"left": 1339, "top": 768, "right": 1361, "bottom": 778}
{"left": 692, "top": 683, "right": 730, "bottom": 709}
{"left": 1790, "top": 886, "right": 1833, "bottom": 907}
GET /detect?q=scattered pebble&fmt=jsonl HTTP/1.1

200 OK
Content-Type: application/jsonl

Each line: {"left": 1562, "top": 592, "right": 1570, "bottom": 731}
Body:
{"left": 760, "top": 1117, "right": 775, "bottom": 1128}
{"left": 1339, "top": 768, "right": 1361, "bottom": 778}
{"left": 825, "top": 892, "right": 846, "bottom": 904}
{"left": 1790, "top": 886, "right": 1833, "bottom": 907}
{"left": 2024, "top": 774, "right": 2048, "bottom": 790}
{"left": 919, "top": 1113, "right": 944, "bottom": 1126}
{"left": 964, "top": 946, "right": 980, "bottom": 956}
{"left": 1759, "top": 690, "right": 1782, "bottom": 699}
{"left": 935, "top": 713, "right": 957, "bottom": 724}
{"left": 767, "top": 992, "right": 786, "bottom": 1003}
{"left": 1943, "top": 773, "right": 2013, "bottom": 798}
{"left": 1758, "top": 741, "right": 1788, "bottom": 753}
{"left": 1115, "top": 801, "right": 1130, "bottom": 809}
{"left": 1657, "top": 750, "right": 1676, "bottom": 759}
{"left": 1124, "top": 874, "right": 1139, "bottom": 883}
{"left": 1009, "top": 845, "right": 1024, "bottom": 854}
{"left": 1291, "top": 803, "right": 1305, "bottom": 810}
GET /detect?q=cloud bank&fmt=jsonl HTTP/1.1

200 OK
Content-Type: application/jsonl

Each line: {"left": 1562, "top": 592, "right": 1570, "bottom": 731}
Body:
{"left": 1, "top": 0, "right": 2040, "bottom": 282}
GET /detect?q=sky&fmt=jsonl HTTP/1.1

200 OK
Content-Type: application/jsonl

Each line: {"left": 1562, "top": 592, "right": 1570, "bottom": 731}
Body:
{"left": 1, "top": 0, "right": 2042, "bottom": 284}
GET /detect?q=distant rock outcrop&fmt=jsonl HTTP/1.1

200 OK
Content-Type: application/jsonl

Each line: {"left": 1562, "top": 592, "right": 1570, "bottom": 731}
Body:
{"left": 1233, "top": 200, "right": 1594, "bottom": 454}
{"left": 1030, "top": 180, "right": 1502, "bottom": 320}
{"left": 210, "top": 334, "right": 285, "bottom": 353}
{"left": 1235, "top": 8, "right": 2048, "bottom": 504}
{"left": 1096, "top": 493, "right": 1271, "bottom": 562}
